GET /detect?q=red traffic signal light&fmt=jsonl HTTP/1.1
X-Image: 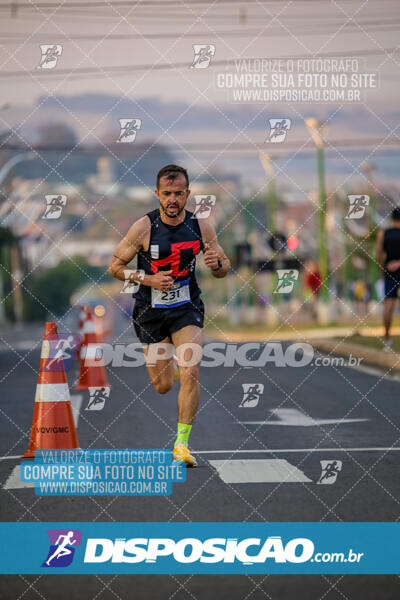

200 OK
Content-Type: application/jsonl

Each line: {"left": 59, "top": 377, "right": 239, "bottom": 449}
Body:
{"left": 287, "top": 236, "right": 299, "bottom": 250}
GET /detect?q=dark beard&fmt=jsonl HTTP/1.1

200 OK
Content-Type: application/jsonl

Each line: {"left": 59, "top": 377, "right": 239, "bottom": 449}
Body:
{"left": 160, "top": 203, "right": 184, "bottom": 218}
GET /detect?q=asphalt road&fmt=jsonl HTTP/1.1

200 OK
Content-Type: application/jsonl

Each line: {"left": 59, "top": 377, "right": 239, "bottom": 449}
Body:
{"left": 1, "top": 321, "right": 400, "bottom": 599}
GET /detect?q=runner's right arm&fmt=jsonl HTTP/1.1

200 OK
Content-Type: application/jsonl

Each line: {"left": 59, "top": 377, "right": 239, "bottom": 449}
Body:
{"left": 108, "top": 217, "right": 174, "bottom": 291}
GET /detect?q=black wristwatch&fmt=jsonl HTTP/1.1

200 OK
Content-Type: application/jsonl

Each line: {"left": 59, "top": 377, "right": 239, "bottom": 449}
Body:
{"left": 212, "top": 258, "right": 223, "bottom": 272}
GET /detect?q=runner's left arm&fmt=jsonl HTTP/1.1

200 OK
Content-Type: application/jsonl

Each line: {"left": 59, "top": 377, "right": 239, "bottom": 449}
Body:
{"left": 199, "top": 219, "right": 230, "bottom": 278}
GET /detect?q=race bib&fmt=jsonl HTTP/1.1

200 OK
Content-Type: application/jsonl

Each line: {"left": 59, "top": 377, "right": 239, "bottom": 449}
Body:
{"left": 151, "top": 279, "right": 191, "bottom": 308}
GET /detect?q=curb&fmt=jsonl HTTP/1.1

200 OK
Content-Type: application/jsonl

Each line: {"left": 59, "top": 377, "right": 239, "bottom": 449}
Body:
{"left": 312, "top": 339, "right": 400, "bottom": 372}
{"left": 206, "top": 326, "right": 400, "bottom": 343}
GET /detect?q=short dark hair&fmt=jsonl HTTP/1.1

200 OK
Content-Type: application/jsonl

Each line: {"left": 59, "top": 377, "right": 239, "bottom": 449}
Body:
{"left": 392, "top": 207, "right": 400, "bottom": 221}
{"left": 156, "top": 164, "right": 189, "bottom": 189}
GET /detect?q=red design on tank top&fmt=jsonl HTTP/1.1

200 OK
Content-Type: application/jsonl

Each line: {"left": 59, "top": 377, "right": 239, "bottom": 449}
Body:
{"left": 150, "top": 240, "right": 201, "bottom": 276}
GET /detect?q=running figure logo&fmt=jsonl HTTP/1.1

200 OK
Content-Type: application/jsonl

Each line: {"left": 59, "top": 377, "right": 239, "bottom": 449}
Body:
{"left": 240, "top": 383, "right": 264, "bottom": 408}
{"left": 86, "top": 386, "right": 110, "bottom": 411}
{"left": 42, "top": 529, "right": 81, "bottom": 567}
{"left": 317, "top": 460, "right": 343, "bottom": 485}
{"left": 192, "top": 195, "right": 216, "bottom": 219}
{"left": 266, "top": 118, "right": 291, "bottom": 143}
{"left": 190, "top": 44, "right": 216, "bottom": 69}
{"left": 46, "top": 334, "right": 80, "bottom": 373}
{"left": 37, "top": 44, "right": 62, "bottom": 69}
{"left": 117, "top": 119, "right": 142, "bottom": 143}
{"left": 120, "top": 269, "right": 144, "bottom": 294}
{"left": 345, "top": 195, "right": 370, "bottom": 219}
{"left": 42, "top": 195, "right": 67, "bottom": 219}
{"left": 274, "top": 269, "right": 299, "bottom": 294}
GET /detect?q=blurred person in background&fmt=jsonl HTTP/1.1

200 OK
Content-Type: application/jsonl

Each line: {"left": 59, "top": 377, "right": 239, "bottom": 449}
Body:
{"left": 303, "top": 259, "right": 322, "bottom": 319}
{"left": 376, "top": 207, "right": 400, "bottom": 350}
{"left": 352, "top": 280, "right": 368, "bottom": 319}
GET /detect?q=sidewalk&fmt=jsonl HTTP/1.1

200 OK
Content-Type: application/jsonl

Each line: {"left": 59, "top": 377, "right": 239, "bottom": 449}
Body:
{"left": 206, "top": 325, "right": 400, "bottom": 372}
{"left": 0, "top": 322, "right": 44, "bottom": 352}
{"left": 311, "top": 338, "right": 400, "bottom": 372}
{"left": 207, "top": 325, "right": 400, "bottom": 342}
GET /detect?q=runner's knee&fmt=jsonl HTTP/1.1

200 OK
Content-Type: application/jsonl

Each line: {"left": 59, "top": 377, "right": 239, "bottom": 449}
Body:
{"left": 179, "top": 366, "right": 199, "bottom": 386}
{"left": 152, "top": 378, "right": 173, "bottom": 394}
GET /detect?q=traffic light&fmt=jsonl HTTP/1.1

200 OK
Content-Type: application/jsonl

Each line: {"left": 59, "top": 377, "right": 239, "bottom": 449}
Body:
{"left": 268, "top": 232, "right": 286, "bottom": 253}
{"left": 235, "top": 242, "right": 252, "bottom": 267}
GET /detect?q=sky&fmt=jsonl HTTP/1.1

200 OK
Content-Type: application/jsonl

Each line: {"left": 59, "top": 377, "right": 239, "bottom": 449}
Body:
{"left": 0, "top": 0, "right": 399, "bottom": 189}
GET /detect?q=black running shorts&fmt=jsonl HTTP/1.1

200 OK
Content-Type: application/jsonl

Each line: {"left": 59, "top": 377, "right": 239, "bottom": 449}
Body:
{"left": 132, "top": 298, "right": 204, "bottom": 345}
{"left": 384, "top": 268, "right": 400, "bottom": 299}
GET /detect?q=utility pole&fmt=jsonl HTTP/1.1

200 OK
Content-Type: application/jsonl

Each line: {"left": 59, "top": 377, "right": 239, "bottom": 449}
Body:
{"left": 259, "top": 153, "right": 280, "bottom": 308}
{"left": 0, "top": 151, "right": 35, "bottom": 326}
{"left": 361, "top": 161, "right": 379, "bottom": 302}
{"left": 306, "top": 118, "right": 329, "bottom": 303}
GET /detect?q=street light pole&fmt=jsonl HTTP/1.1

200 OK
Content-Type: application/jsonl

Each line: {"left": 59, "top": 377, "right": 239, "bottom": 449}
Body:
{"left": 306, "top": 119, "right": 330, "bottom": 304}
{"left": 0, "top": 151, "right": 35, "bottom": 327}
{"left": 342, "top": 195, "right": 352, "bottom": 302}
{"left": 361, "top": 161, "right": 379, "bottom": 302}
{"left": 259, "top": 153, "right": 280, "bottom": 311}
{"left": 259, "top": 153, "right": 277, "bottom": 232}
{"left": 0, "top": 151, "right": 35, "bottom": 184}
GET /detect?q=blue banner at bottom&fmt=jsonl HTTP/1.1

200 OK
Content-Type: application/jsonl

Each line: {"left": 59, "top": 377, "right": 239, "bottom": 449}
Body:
{"left": 0, "top": 522, "right": 398, "bottom": 574}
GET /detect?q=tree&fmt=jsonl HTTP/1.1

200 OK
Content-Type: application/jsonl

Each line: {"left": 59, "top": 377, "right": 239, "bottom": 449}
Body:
{"left": 36, "top": 122, "right": 78, "bottom": 149}
{"left": 24, "top": 257, "right": 107, "bottom": 320}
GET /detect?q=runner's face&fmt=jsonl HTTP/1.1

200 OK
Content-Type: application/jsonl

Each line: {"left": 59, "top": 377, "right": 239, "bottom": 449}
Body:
{"left": 156, "top": 174, "right": 189, "bottom": 218}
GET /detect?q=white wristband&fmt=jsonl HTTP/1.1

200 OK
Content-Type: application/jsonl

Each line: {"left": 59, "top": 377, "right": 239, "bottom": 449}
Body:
{"left": 129, "top": 270, "right": 145, "bottom": 283}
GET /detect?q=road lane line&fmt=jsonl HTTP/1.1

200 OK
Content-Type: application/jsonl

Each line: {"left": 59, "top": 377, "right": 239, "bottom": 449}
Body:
{"left": 70, "top": 394, "right": 83, "bottom": 428}
{"left": 239, "top": 408, "right": 368, "bottom": 427}
{"left": 194, "top": 447, "right": 400, "bottom": 454}
{"left": 1, "top": 447, "right": 399, "bottom": 461}
{"left": 3, "top": 465, "right": 33, "bottom": 489}
{"left": 1, "top": 447, "right": 399, "bottom": 462}
{"left": 0, "top": 455, "right": 23, "bottom": 460}
{"left": 209, "top": 459, "right": 312, "bottom": 483}
{"left": 343, "top": 362, "right": 400, "bottom": 382}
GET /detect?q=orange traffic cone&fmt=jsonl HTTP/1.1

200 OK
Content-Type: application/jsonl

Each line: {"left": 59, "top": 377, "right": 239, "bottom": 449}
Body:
{"left": 93, "top": 302, "right": 114, "bottom": 340}
{"left": 24, "top": 322, "right": 79, "bottom": 458}
{"left": 75, "top": 305, "right": 89, "bottom": 360}
{"left": 76, "top": 308, "right": 110, "bottom": 390}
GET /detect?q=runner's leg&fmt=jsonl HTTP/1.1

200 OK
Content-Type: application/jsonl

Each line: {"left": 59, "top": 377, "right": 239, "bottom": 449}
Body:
{"left": 383, "top": 298, "right": 396, "bottom": 341}
{"left": 171, "top": 325, "right": 202, "bottom": 424}
{"left": 142, "top": 337, "right": 176, "bottom": 394}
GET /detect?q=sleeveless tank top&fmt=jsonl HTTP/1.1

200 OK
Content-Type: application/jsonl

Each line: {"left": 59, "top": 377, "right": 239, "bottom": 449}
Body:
{"left": 383, "top": 228, "right": 400, "bottom": 265}
{"left": 134, "top": 208, "right": 204, "bottom": 307}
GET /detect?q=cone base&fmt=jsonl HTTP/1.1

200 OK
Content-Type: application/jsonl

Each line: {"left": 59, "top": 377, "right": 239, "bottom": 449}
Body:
{"left": 23, "top": 450, "right": 36, "bottom": 458}
{"left": 24, "top": 446, "right": 82, "bottom": 458}
{"left": 24, "top": 401, "right": 79, "bottom": 457}
{"left": 75, "top": 383, "right": 111, "bottom": 390}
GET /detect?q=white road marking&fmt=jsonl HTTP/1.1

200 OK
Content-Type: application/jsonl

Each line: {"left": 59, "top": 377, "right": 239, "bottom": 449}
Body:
{"left": 194, "top": 447, "right": 400, "bottom": 454}
{"left": 240, "top": 408, "right": 368, "bottom": 427}
{"left": 3, "top": 465, "right": 33, "bottom": 489}
{"left": 70, "top": 394, "right": 83, "bottom": 428}
{"left": 0, "top": 396, "right": 81, "bottom": 468}
{"left": 313, "top": 348, "right": 400, "bottom": 382}
{"left": 0, "top": 455, "right": 23, "bottom": 460}
{"left": 343, "top": 361, "right": 400, "bottom": 382}
{"left": 0, "top": 447, "right": 398, "bottom": 462}
{"left": 0, "top": 341, "right": 37, "bottom": 353}
{"left": 2, "top": 448, "right": 398, "bottom": 490}
{"left": 209, "top": 459, "right": 312, "bottom": 484}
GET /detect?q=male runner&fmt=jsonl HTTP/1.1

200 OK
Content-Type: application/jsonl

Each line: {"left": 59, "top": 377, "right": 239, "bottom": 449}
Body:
{"left": 376, "top": 206, "right": 400, "bottom": 350}
{"left": 109, "top": 165, "right": 230, "bottom": 466}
